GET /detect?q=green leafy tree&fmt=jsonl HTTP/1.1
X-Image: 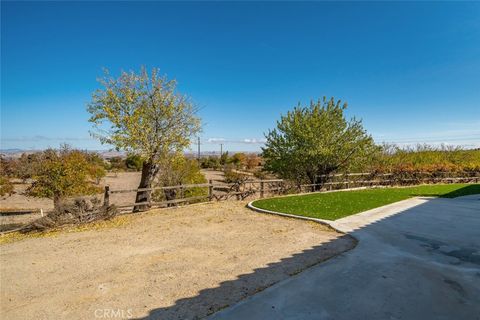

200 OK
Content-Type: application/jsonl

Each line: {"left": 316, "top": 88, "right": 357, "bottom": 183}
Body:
{"left": 154, "top": 155, "right": 207, "bottom": 205}
{"left": 125, "top": 154, "right": 144, "bottom": 171}
{"left": 200, "top": 156, "right": 220, "bottom": 170}
{"left": 220, "top": 151, "right": 229, "bottom": 166}
{"left": 87, "top": 67, "right": 201, "bottom": 212}
{"left": 27, "top": 146, "right": 102, "bottom": 208}
{"left": 262, "top": 97, "right": 378, "bottom": 186}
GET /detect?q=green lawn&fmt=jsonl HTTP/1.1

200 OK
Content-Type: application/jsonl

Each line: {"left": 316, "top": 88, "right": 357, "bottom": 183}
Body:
{"left": 252, "top": 183, "right": 480, "bottom": 221}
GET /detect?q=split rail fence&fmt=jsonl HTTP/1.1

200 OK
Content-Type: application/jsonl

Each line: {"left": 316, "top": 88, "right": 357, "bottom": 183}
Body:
{"left": 103, "top": 171, "right": 480, "bottom": 212}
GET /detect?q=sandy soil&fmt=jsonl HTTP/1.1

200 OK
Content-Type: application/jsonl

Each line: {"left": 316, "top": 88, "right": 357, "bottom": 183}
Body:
{"left": 201, "top": 169, "right": 225, "bottom": 182}
{"left": 105, "top": 172, "right": 142, "bottom": 207}
{"left": 0, "top": 182, "right": 53, "bottom": 211}
{"left": 0, "top": 202, "right": 355, "bottom": 320}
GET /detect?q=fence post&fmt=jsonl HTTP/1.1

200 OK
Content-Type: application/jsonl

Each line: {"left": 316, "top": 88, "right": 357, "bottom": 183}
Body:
{"left": 179, "top": 182, "right": 184, "bottom": 200}
{"left": 208, "top": 180, "right": 213, "bottom": 201}
{"left": 236, "top": 183, "right": 241, "bottom": 200}
{"left": 260, "top": 181, "right": 264, "bottom": 198}
{"left": 103, "top": 186, "right": 110, "bottom": 207}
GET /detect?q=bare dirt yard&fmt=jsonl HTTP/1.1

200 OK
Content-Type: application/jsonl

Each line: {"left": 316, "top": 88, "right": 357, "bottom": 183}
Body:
{"left": 0, "top": 201, "right": 355, "bottom": 320}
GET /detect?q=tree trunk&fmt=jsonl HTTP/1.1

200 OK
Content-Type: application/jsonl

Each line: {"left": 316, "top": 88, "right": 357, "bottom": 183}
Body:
{"left": 133, "top": 161, "right": 157, "bottom": 212}
{"left": 314, "top": 175, "right": 327, "bottom": 191}
{"left": 306, "top": 171, "right": 318, "bottom": 191}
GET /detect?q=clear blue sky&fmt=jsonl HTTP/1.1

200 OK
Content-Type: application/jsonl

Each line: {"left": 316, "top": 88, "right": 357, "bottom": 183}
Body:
{"left": 2, "top": 1, "right": 479, "bottom": 152}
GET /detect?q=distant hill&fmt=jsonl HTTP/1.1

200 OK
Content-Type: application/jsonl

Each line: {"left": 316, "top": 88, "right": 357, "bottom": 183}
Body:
{"left": 1, "top": 149, "right": 260, "bottom": 159}
{"left": 0, "top": 148, "right": 25, "bottom": 154}
{"left": 0, "top": 149, "right": 125, "bottom": 159}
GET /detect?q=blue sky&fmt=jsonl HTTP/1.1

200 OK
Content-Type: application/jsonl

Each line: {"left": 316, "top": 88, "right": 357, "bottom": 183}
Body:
{"left": 1, "top": 1, "right": 479, "bottom": 152}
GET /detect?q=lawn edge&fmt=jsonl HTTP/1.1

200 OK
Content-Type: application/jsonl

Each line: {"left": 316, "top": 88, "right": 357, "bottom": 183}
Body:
{"left": 246, "top": 201, "right": 343, "bottom": 234}
{"left": 247, "top": 196, "right": 439, "bottom": 233}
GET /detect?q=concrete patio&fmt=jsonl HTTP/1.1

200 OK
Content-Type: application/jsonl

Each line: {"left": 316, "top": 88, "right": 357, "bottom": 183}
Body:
{"left": 211, "top": 195, "right": 480, "bottom": 320}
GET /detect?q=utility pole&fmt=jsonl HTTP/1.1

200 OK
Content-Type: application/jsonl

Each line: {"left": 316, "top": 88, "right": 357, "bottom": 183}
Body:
{"left": 197, "top": 137, "right": 201, "bottom": 162}
{"left": 220, "top": 143, "right": 223, "bottom": 156}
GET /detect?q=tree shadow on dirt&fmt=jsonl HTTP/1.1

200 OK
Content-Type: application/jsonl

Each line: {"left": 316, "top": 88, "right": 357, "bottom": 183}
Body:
{"left": 133, "top": 232, "right": 355, "bottom": 320}
{"left": 135, "top": 186, "right": 479, "bottom": 320}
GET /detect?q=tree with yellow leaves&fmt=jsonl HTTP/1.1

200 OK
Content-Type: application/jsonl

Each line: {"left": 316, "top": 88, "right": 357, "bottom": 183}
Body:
{"left": 87, "top": 67, "right": 201, "bottom": 212}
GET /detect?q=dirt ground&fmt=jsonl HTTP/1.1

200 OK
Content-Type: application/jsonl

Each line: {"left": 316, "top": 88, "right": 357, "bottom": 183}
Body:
{"left": 0, "top": 182, "right": 53, "bottom": 211}
{"left": 0, "top": 201, "right": 355, "bottom": 320}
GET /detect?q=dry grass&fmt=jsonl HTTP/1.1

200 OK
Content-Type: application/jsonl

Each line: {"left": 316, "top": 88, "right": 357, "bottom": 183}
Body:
{"left": 0, "top": 214, "right": 134, "bottom": 244}
{"left": 0, "top": 202, "right": 198, "bottom": 244}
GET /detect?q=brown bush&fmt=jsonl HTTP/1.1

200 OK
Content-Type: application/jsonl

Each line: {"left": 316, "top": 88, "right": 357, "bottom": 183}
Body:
{"left": 0, "top": 175, "right": 14, "bottom": 197}
{"left": 22, "top": 197, "right": 118, "bottom": 233}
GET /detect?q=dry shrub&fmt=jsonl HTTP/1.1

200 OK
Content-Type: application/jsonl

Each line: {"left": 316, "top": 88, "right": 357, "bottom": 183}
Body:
{"left": 372, "top": 144, "right": 480, "bottom": 175}
{"left": 22, "top": 197, "right": 118, "bottom": 233}
{"left": 0, "top": 175, "right": 14, "bottom": 197}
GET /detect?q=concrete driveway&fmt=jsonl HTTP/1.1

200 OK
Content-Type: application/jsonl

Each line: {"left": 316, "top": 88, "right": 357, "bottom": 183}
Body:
{"left": 211, "top": 195, "right": 480, "bottom": 320}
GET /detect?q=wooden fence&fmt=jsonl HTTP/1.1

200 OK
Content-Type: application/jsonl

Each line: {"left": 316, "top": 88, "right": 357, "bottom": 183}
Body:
{"left": 104, "top": 172, "right": 480, "bottom": 212}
